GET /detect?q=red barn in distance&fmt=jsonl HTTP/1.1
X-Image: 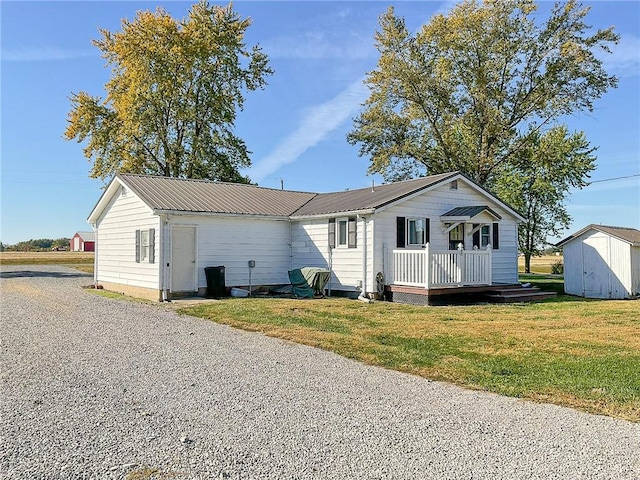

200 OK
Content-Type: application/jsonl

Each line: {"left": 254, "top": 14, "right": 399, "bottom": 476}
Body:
{"left": 70, "top": 231, "right": 95, "bottom": 252}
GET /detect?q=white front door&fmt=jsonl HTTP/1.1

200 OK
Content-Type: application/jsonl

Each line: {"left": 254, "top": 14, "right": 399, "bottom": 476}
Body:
{"left": 582, "top": 235, "right": 609, "bottom": 298}
{"left": 171, "top": 226, "right": 197, "bottom": 292}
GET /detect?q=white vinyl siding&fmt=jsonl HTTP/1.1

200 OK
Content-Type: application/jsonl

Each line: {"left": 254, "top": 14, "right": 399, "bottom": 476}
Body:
{"left": 176, "top": 215, "right": 291, "bottom": 289}
{"left": 95, "top": 186, "right": 160, "bottom": 290}
{"left": 291, "top": 217, "right": 372, "bottom": 292}
{"left": 374, "top": 179, "right": 519, "bottom": 285}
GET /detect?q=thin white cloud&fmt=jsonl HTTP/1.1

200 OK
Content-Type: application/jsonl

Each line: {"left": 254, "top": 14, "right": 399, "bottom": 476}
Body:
{"left": 600, "top": 34, "right": 640, "bottom": 78}
{"left": 250, "top": 78, "right": 369, "bottom": 182}
{"left": 2, "top": 46, "right": 95, "bottom": 62}
{"left": 262, "top": 31, "right": 376, "bottom": 59}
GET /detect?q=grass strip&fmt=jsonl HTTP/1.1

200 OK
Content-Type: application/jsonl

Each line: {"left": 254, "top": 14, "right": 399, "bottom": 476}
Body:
{"left": 180, "top": 297, "right": 640, "bottom": 421}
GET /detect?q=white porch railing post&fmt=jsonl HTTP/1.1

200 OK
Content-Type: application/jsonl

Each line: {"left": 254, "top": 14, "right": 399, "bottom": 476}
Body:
{"left": 424, "top": 242, "right": 430, "bottom": 290}
{"left": 457, "top": 243, "right": 464, "bottom": 286}
{"left": 487, "top": 244, "right": 493, "bottom": 285}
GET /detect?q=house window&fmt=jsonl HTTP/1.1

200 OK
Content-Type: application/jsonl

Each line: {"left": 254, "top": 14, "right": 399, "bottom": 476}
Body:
{"left": 450, "top": 180, "right": 458, "bottom": 190}
{"left": 396, "top": 217, "right": 429, "bottom": 248}
{"left": 140, "top": 230, "right": 150, "bottom": 261}
{"left": 338, "top": 218, "right": 348, "bottom": 246}
{"left": 480, "top": 225, "right": 491, "bottom": 248}
{"left": 329, "top": 217, "right": 357, "bottom": 249}
{"left": 449, "top": 224, "right": 464, "bottom": 250}
{"left": 135, "top": 228, "right": 155, "bottom": 263}
{"left": 408, "top": 218, "right": 426, "bottom": 246}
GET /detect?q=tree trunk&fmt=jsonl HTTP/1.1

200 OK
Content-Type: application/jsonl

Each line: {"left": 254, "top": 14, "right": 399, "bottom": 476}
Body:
{"left": 524, "top": 253, "right": 531, "bottom": 274}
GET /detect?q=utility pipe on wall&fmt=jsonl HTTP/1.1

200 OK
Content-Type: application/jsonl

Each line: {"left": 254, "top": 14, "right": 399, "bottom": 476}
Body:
{"left": 91, "top": 223, "right": 98, "bottom": 288}
{"left": 160, "top": 215, "right": 170, "bottom": 301}
{"left": 359, "top": 215, "right": 367, "bottom": 296}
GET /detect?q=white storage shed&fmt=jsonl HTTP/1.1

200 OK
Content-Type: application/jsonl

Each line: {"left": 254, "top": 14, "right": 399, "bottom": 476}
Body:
{"left": 557, "top": 225, "right": 640, "bottom": 299}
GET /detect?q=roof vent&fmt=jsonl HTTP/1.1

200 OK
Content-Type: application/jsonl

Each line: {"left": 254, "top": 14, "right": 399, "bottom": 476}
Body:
{"left": 121, "top": 186, "right": 128, "bottom": 197}
{"left": 450, "top": 180, "right": 458, "bottom": 190}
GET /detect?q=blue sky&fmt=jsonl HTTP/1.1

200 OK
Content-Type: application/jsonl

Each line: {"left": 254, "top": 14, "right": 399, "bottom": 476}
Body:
{"left": 1, "top": 1, "right": 638, "bottom": 245}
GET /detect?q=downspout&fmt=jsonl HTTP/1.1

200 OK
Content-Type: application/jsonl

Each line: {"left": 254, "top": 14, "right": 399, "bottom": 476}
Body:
{"left": 328, "top": 246, "right": 333, "bottom": 297}
{"left": 160, "top": 215, "right": 170, "bottom": 301}
{"left": 91, "top": 223, "right": 98, "bottom": 288}
{"left": 358, "top": 215, "right": 368, "bottom": 301}
{"left": 289, "top": 220, "right": 293, "bottom": 272}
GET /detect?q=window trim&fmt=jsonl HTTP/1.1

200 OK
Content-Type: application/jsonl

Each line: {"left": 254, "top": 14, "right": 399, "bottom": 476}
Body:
{"left": 135, "top": 228, "right": 155, "bottom": 263}
{"left": 448, "top": 223, "right": 464, "bottom": 250}
{"left": 140, "top": 230, "right": 150, "bottom": 261}
{"left": 337, "top": 217, "right": 348, "bottom": 247}
{"left": 480, "top": 225, "right": 491, "bottom": 248}
{"left": 407, "top": 218, "right": 426, "bottom": 247}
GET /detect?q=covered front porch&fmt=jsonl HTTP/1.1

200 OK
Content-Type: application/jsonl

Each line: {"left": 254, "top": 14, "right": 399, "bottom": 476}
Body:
{"left": 387, "top": 243, "right": 494, "bottom": 289}
{"left": 382, "top": 245, "right": 553, "bottom": 305}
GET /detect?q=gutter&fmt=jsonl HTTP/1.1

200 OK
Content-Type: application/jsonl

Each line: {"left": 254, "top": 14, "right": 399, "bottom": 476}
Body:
{"left": 152, "top": 209, "right": 291, "bottom": 221}
{"left": 289, "top": 208, "right": 376, "bottom": 221}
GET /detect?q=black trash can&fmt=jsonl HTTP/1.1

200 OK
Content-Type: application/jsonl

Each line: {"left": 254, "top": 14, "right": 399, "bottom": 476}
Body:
{"left": 204, "top": 266, "right": 226, "bottom": 298}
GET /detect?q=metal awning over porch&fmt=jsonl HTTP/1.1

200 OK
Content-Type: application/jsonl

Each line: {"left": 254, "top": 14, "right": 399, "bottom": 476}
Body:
{"left": 440, "top": 205, "right": 502, "bottom": 222}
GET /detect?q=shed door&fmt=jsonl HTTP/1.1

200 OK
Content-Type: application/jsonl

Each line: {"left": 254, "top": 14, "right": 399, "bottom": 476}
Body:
{"left": 582, "top": 235, "right": 609, "bottom": 298}
{"left": 171, "top": 227, "right": 197, "bottom": 292}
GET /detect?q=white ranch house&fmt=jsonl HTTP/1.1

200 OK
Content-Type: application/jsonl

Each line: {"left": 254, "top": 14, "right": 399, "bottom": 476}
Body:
{"left": 87, "top": 172, "right": 527, "bottom": 303}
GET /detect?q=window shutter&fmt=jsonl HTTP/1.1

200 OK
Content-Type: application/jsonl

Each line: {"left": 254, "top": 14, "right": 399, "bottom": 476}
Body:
{"left": 473, "top": 224, "right": 480, "bottom": 248}
{"left": 396, "top": 217, "right": 405, "bottom": 248}
{"left": 135, "top": 230, "right": 141, "bottom": 263}
{"left": 328, "top": 218, "right": 336, "bottom": 249}
{"left": 493, "top": 223, "right": 499, "bottom": 249}
{"left": 149, "top": 228, "right": 155, "bottom": 264}
{"left": 348, "top": 217, "right": 357, "bottom": 248}
{"left": 425, "top": 218, "right": 430, "bottom": 244}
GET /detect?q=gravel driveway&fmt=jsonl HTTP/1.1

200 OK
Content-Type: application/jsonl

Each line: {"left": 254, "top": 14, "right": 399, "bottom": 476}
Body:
{"left": 1, "top": 265, "right": 638, "bottom": 479}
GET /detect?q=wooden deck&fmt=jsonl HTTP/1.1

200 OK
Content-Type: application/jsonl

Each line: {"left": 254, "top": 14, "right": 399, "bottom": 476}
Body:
{"left": 385, "top": 283, "right": 555, "bottom": 305}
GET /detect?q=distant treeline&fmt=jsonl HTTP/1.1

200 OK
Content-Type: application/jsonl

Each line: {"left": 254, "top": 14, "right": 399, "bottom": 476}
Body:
{"left": 1, "top": 238, "right": 71, "bottom": 252}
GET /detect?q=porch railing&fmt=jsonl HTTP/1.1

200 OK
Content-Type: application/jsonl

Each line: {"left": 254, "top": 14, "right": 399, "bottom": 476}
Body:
{"left": 391, "top": 244, "right": 492, "bottom": 288}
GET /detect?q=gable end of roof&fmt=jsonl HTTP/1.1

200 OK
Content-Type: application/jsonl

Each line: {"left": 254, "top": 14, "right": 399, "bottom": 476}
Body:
{"left": 556, "top": 224, "right": 640, "bottom": 247}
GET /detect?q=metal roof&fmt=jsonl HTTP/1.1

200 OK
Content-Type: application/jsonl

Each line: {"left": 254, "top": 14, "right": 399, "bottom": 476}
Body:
{"left": 556, "top": 224, "right": 640, "bottom": 247}
{"left": 115, "top": 172, "right": 459, "bottom": 218}
{"left": 89, "top": 171, "right": 524, "bottom": 224}
{"left": 118, "top": 174, "right": 316, "bottom": 217}
{"left": 75, "top": 231, "right": 95, "bottom": 242}
{"left": 291, "top": 172, "right": 457, "bottom": 216}
{"left": 440, "top": 206, "right": 502, "bottom": 220}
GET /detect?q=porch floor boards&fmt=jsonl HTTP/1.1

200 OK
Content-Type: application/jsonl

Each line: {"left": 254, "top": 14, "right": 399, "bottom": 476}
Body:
{"left": 385, "top": 283, "right": 556, "bottom": 305}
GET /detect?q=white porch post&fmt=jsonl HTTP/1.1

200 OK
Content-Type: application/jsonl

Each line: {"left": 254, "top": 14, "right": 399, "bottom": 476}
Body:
{"left": 458, "top": 243, "right": 465, "bottom": 285}
{"left": 487, "top": 244, "right": 493, "bottom": 285}
{"left": 424, "top": 242, "right": 431, "bottom": 289}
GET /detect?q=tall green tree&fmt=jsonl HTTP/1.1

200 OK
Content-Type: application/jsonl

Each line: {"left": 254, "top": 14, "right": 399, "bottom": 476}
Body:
{"left": 348, "top": 0, "right": 618, "bottom": 185}
{"left": 65, "top": 1, "right": 272, "bottom": 183}
{"left": 495, "top": 126, "right": 596, "bottom": 273}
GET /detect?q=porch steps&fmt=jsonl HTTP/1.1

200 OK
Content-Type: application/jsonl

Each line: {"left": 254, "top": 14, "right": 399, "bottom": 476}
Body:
{"left": 483, "top": 286, "right": 556, "bottom": 303}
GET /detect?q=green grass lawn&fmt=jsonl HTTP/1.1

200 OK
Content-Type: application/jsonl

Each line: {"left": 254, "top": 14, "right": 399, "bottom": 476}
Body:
{"left": 180, "top": 293, "right": 639, "bottom": 422}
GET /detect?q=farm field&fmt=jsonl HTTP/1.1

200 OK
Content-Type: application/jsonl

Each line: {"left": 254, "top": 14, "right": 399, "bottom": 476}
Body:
{"left": 0, "top": 251, "right": 94, "bottom": 265}
{"left": 181, "top": 293, "right": 639, "bottom": 422}
{"left": 518, "top": 254, "right": 563, "bottom": 274}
